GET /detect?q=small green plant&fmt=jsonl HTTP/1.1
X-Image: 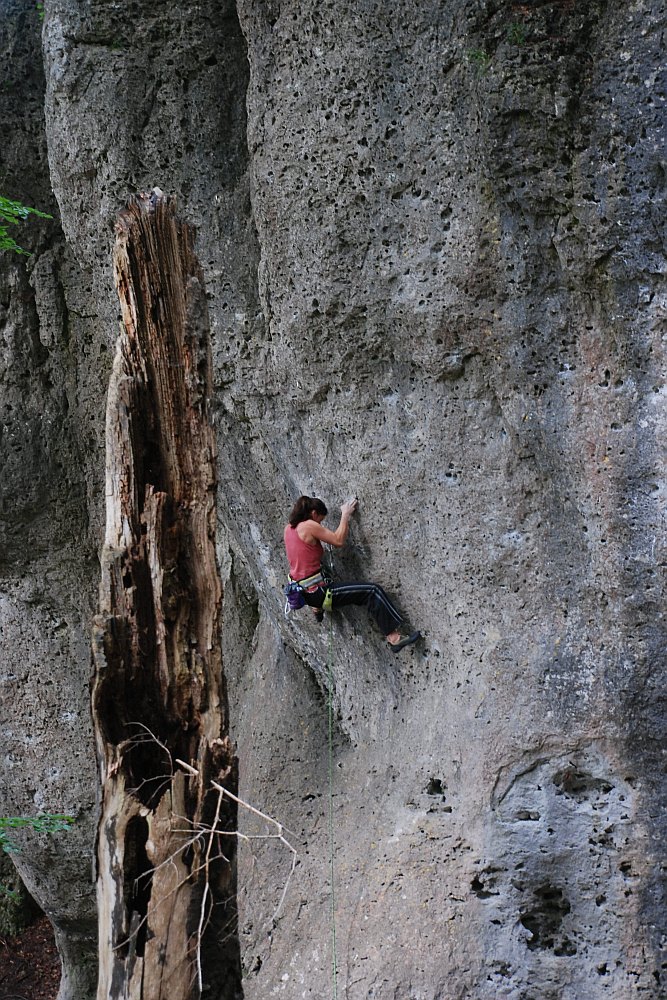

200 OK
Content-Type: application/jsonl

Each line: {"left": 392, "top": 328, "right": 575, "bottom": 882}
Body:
{"left": 0, "top": 817, "right": 70, "bottom": 923}
{"left": 0, "top": 814, "right": 74, "bottom": 855}
{"left": 467, "top": 47, "right": 491, "bottom": 75}
{"left": 0, "top": 195, "right": 52, "bottom": 255}
{"left": 506, "top": 20, "right": 527, "bottom": 46}
{"left": 0, "top": 881, "right": 20, "bottom": 902}
{"left": 36, "top": 2, "right": 45, "bottom": 21}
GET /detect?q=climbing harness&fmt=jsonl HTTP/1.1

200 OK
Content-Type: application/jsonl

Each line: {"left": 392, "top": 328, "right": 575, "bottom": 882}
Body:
{"left": 293, "top": 570, "right": 329, "bottom": 590}
{"left": 283, "top": 557, "right": 333, "bottom": 617}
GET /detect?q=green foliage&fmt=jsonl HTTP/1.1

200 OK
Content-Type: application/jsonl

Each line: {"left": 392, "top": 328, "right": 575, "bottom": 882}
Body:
{"left": 0, "top": 816, "right": 73, "bottom": 923}
{"left": 506, "top": 20, "right": 527, "bottom": 46}
{"left": 0, "top": 195, "right": 52, "bottom": 256}
{"left": 0, "top": 851, "right": 41, "bottom": 934}
{"left": 0, "top": 814, "right": 74, "bottom": 855}
{"left": 467, "top": 47, "right": 491, "bottom": 75}
{"left": 36, "top": 2, "right": 45, "bottom": 21}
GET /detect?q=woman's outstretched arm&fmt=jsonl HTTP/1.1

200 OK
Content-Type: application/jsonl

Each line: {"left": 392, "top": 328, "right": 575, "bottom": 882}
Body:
{"left": 304, "top": 499, "right": 357, "bottom": 548}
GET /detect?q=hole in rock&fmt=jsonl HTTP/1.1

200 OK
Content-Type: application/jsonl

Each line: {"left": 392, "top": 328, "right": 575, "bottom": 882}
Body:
{"left": 471, "top": 872, "right": 500, "bottom": 899}
{"left": 520, "top": 884, "right": 573, "bottom": 953}
{"left": 553, "top": 767, "right": 613, "bottom": 800}
{"left": 426, "top": 777, "right": 444, "bottom": 796}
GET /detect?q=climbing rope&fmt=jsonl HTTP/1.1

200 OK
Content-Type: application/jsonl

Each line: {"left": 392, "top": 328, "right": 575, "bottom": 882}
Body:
{"left": 327, "top": 594, "right": 338, "bottom": 999}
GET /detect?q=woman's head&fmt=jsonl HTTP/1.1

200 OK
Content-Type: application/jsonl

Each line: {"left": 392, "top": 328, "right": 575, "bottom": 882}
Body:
{"left": 288, "top": 495, "right": 327, "bottom": 527}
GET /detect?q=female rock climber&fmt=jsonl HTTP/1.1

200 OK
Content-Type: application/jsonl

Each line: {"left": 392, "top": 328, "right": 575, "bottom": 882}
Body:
{"left": 283, "top": 495, "right": 420, "bottom": 652}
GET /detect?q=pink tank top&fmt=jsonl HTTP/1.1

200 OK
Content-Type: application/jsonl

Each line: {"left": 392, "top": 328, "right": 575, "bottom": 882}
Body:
{"left": 284, "top": 524, "right": 323, "bottom": 581}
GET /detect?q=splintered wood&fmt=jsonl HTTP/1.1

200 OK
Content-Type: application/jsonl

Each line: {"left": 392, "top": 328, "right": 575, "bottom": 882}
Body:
{"left": 91, "top": 191, "right": 240, "bottom": 1000}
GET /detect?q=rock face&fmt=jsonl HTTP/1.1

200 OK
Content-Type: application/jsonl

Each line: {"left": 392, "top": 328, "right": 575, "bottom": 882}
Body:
{"left": 0, "top": 2, "right": 99, "bottom": 994}
{"left": 0, "top": 1, "right": 665, "bottom": 998}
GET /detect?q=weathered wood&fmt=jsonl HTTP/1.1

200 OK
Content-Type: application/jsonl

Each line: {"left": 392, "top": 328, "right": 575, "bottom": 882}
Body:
{"left": 91, "top": 190, "right": 240, "bottom": 1000}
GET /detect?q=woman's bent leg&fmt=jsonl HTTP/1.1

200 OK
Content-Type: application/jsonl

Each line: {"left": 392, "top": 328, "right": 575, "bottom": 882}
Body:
{"left": 302, "top": 587, "right": 326, "bottom": 620}
{"left": 330, "top": 582, "right": 402, "bottom": 636}
{"left": 302, "top": 588, "right": 326, "bottom": 609}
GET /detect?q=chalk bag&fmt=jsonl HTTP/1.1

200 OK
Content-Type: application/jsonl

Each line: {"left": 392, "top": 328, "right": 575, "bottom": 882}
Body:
{"left": 284, "top": 581, "right": 305, "bottom": 611}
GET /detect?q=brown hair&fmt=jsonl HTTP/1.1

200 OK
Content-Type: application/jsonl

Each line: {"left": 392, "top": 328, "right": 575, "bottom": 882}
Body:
{"left": 288, "top": 495, "right": 327, "bottom": 527}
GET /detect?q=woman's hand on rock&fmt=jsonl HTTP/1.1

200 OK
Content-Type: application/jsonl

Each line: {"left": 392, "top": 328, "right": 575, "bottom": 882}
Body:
{"left": 341, "top": 498, "right": 358, "bottom": 518}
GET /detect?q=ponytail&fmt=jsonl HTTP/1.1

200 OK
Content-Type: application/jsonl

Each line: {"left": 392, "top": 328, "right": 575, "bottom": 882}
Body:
{"left": 288, "top": 495, "right": 327, "bottom": 527}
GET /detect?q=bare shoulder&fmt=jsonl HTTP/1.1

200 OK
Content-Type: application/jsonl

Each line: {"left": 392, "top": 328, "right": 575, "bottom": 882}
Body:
{"left": 308, "top": 521, "right": 342, "bottom": 546}
{"left": 296, "top": 520, "right": 318, "bottom": 544}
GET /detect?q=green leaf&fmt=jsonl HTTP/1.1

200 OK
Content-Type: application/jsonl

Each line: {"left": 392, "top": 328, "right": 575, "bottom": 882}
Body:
{"left": 0, "top": 194, "right": 52, "bottom": 256}
{"left": 0, "top": 814, "right": 75, "bottom": 855}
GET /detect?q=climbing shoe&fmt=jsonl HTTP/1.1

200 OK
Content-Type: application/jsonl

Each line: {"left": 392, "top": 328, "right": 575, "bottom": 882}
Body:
{"left": 389, "top": 631, "right": 421, "bottom": 652}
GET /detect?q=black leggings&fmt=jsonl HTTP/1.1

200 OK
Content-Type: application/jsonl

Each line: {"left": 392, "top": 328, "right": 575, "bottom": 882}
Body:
{"left": 302, "top": 582, "right": 402, "bottom": 637}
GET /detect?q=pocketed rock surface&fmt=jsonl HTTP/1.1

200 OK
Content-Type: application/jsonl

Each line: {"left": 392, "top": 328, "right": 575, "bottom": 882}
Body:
{"left": 0, "top": 1, "right": 665, "bottom": 998}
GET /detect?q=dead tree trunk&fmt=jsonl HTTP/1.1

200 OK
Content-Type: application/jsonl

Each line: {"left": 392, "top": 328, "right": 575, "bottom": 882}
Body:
{"left": 91, "top": 190, "right": 241, "bottom": 1000}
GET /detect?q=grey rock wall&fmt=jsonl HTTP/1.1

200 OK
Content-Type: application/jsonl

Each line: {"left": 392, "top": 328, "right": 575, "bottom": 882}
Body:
{"left": 0, "top": 0, "right": 664, "bottom": 998}
{"left": 223, "top": 5, "right": 667, "bottom": 993}
{"left": 0, "top": 2, "right": 98, "bottom": 993}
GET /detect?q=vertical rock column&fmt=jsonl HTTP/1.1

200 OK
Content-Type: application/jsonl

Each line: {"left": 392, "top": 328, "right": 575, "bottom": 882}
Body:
{"left": 91, "top": 190, "right": 240, "bottom": 1000}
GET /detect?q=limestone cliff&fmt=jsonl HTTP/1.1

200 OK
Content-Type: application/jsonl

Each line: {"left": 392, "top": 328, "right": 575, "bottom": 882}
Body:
{"left": 0, "top": 0, "right": 665, "bottom": 998}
